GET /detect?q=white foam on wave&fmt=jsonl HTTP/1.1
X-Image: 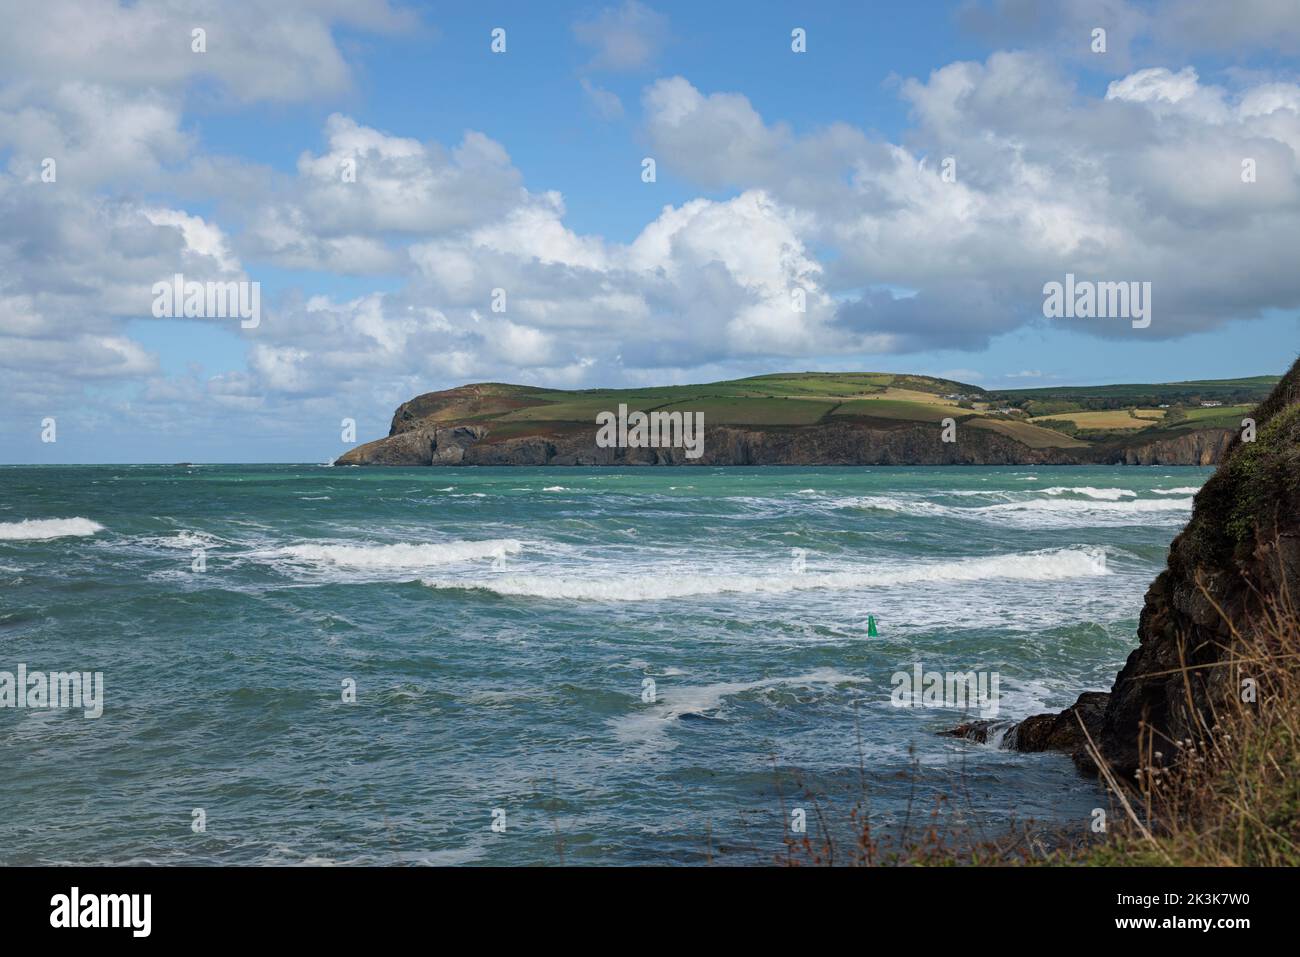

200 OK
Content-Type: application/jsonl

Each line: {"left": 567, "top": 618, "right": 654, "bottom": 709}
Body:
{"left": 1042, "top": 486, "right": 1136, "bottom": 500}
{"left": 1153, "top": 486, "right": 1201, "bottom": 495}
{"left": 974, "top": 496, "right": 1194, "bottom": 529}
{"left": 849, "top": 493, "right": 1192, "bottom": 527}
{"left": 850, "top": 496, "right": 951, "bottom": 517}
{"left": 270, "top": 539, "right": 522, "bottom": 570}
{"left": 138, "top": 530, "right": 226, "bottom": 550}
{"left": 422, "top": 547, "right": 1109, "bottom": 601}
{"left": 542, "top": 486, "right": 567, "bottom": 492}
{"left": 0, "top": 517, "right": 104, "bottom": 540}
{"left": 983, "top": 497, "right": 1188, "bottom": 515}
{"left": 611, "top": 667, "right": 867, "bottom": 749}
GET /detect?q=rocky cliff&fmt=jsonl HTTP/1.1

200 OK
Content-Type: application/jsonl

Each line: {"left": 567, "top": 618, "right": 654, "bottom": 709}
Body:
{"left": 334, "top": 416, "right": 1235, "bottom": 467}
{"left": 1100, "top": 428, "right": 1234, "bottom": 466}
{"left": 951, "top": 356, "right": 1300, "bottom": 776}
{"left": 335, "top": 418, "right": 1096, "bottom": 467}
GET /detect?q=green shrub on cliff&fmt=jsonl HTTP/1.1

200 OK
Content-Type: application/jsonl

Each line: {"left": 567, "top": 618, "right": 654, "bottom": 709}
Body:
{"left": 1222, "top": 403, "right": 1300, "bottom": 548}
{"left": 1180, "top": 358, "right": 1300, "bottom": 566}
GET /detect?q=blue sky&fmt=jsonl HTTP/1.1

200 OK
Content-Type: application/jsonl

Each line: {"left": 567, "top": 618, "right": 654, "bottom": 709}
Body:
{"left": 2, "top": 0, "right": 1298, "bottom": 462}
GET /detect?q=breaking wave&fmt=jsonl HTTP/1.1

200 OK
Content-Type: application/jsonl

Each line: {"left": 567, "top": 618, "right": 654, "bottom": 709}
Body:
{"left": 849, "top": 494, "right": 1192, "bottom": 527}
{"left": 0, "top": 517, "right": 104, "bottom": 540}
{"left": 1041, "top": 486, "right": 1137, "bottom": 500}
{"left": 268, "top": 539, "right": 523, "bottom": 570}
{"left": 421, "top": 547, "right": 1109, "bottom": 601}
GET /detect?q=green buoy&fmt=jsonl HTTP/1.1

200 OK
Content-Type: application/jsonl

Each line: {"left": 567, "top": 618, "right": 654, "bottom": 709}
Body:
{"left": 867, "top": 614, "right": 878, "bottom": 637}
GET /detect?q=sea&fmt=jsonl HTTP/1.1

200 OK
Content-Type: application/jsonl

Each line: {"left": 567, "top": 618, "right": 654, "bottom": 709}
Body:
{"left": 0, "top": 464, "right": 1209, "bottom": 865}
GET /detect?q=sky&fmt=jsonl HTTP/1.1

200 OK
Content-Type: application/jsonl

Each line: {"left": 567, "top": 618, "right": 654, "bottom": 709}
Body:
{"left": 1, "top": 0, "right": 1298, "bottom": 463}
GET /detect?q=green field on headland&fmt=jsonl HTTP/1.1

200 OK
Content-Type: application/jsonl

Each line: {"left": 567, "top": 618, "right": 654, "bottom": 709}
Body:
{"left": 384, "top": 371, "right": 1279, "bottom": 448}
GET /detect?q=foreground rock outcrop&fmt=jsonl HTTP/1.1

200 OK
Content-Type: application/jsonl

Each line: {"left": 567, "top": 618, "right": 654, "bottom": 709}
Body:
{"left": 951, "top": 357, "right": 1300, "bottom": 775}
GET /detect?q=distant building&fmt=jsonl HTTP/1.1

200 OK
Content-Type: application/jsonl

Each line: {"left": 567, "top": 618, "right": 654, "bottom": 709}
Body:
{"left": 1201, "top": 401, "right": 1223, "bottom": 407}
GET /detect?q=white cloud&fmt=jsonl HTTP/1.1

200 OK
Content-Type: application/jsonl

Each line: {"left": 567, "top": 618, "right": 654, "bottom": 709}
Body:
{"left": 0, "top": 0, "right": 417, "bottom": 104}
{"left": 0, "top": 82, "right": 190, "bottom": 187}
{"left": 143, "top": 207, "right": 239, "bottom": 272}
{"left": 1107, "top": 66, "right": 1201, "bottom": 106}
{"left": 643, "top": 77, "right": 789, "bottom": 187}
{"left": 644, "top": 64, "right": 1300, "bottom": 347}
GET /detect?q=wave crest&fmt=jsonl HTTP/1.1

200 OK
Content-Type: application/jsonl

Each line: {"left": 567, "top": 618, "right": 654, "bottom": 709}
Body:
{"left": 850, "top": 493, "right": 1191, "bottom": 527}
{"left": 270, "top": 539, "right": 522, "bottom": 570}
{"left": 1042, "top": 486, "right": 1137, "bottom": 500}
{"left": 422, "top": 547, "right": 1109, "bottom": 602}
{"left": 0, "top": 517, "right": 104, "bottom": 541}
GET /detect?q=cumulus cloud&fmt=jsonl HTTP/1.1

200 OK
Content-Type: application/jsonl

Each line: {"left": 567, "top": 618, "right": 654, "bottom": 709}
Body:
{"left": 0, "top": 0, "right": 416, "bottom": 103}
{"left": 644, "top": 61, "right": 1300, "bottom": 346}
{"left": 643, "top": 76, "right": 876, "bottom": 205}
{"left": 0, "top": 82, "right": 190, "bottom": 187}
{"left": 241, "top": 115, "right": 524, "bottom": 272}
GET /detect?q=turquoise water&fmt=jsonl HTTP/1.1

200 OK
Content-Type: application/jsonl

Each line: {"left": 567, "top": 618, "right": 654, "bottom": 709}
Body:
{"left": 0, "top": 465, "right": 1209, "bottom": 865}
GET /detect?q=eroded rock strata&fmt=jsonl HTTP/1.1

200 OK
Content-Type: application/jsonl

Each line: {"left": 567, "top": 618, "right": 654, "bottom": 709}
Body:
{"left": 335, "top": 417, "right": 1235, "bottom": 467}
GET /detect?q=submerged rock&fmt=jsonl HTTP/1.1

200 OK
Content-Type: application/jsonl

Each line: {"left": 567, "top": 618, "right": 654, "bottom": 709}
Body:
{"left": 944, "top": 692, "right": 1109, "bottom": 756}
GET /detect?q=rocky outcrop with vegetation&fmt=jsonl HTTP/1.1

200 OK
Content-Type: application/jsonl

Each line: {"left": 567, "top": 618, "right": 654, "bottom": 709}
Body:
{"left": 954, "top": 356, "right": 1300, "bottom": 778}
{"left": 334, "top": 373, "right": 1254, "bottom": 467}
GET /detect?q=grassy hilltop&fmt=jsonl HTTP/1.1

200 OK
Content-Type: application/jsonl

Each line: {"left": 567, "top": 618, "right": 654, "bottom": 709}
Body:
{"left": 382, "top": 371, "right": 1280, "bottom": 455}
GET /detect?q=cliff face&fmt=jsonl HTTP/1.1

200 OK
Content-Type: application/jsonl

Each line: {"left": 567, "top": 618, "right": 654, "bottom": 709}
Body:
{"left": 958, "top": 357, "right": 1300, "bottom": 775}
{"left": 334, "top": 417, "right": 1232, "bottom": 467}
{"left": 337, "top": 420, "right": 1089, "bottom": 467}
{"left": 1103, "top": 429, "right": 1234, "bottom": 466}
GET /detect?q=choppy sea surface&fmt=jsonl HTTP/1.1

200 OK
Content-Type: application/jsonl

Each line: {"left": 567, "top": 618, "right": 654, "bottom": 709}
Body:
{"left": 0, "top": 464, "right": 1209, "bottom": 865}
